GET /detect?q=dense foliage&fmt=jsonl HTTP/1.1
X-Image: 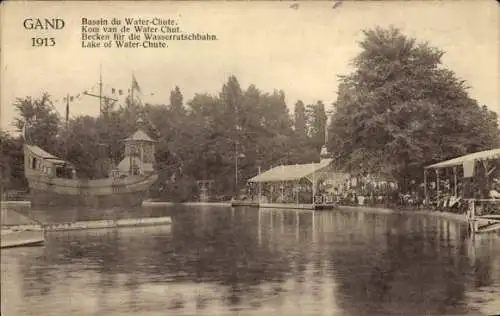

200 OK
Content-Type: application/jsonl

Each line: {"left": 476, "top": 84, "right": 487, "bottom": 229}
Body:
{"left": 0, "top": 131, "right": 26, "bottom": 192}
{"left": 3, "top": 77, "right": 327, "bottom": 201}
{"left": 328, "top": 27, "right": 500, "bottom": 191}
{"left": 3, "top": 27, "right": 499, "bottom": 201}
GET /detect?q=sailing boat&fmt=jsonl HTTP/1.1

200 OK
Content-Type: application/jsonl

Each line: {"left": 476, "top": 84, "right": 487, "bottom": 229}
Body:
{"left": 23, "top": 71, "right": 158, "bottom": 208}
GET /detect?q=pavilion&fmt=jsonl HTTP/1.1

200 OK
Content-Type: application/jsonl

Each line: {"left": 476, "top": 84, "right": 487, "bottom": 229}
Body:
{"left": 247, "top": 146, "right": 350, "bottom": 206}
{"left": 424, "top": 147, "right": 500, "bottom": 204}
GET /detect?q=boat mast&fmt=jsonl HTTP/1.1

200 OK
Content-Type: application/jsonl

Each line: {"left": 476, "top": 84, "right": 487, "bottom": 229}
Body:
{"left": 80, "top": 66, "right": 120, "bottom": 176}
{"left": 130, "top": 74, "right": 136, "bottom": 121}
{"left": 83, "top": 65, "right": 118, "bottom": 116}
{"left": 65, "top": 93, "right": 70, "bottom": 128}
{"left": 130, "top": 75, "right": 134, "bottom": 107}
{"left": 129, "top": 74, "right": 134, "bottom": 176}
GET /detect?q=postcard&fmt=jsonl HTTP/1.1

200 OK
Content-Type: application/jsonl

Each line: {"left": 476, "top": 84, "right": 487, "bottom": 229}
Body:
{"left": 1, "top": 1, "right": 499, "bottom": 316}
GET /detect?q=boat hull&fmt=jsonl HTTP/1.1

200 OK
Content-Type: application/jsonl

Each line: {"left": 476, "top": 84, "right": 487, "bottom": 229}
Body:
{"left": 26, "top": 174, "right": 158, "bottom": 209}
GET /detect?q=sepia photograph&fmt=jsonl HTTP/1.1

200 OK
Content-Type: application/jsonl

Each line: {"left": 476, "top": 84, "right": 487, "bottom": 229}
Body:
{"left": 1, "top": 1, "right": 499, "bottom": 315}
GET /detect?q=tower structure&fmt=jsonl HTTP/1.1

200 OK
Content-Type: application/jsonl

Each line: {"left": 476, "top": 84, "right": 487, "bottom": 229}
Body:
{"left": 320, "top": 113, "right": 332, "bottom": 164}
{"left": 117, "top": 118, "right": 156, "bottom": 176}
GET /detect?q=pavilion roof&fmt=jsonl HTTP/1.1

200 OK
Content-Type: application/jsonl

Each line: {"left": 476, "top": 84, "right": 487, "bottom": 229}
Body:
{"left": 24, "top": 145, "right": 73, "bottom": 166}
{"left": 425, "top": 148, "right": 500, "bottom": 169}
{"left": 248, "top": 159, "right": 333, "bottom": 183}
{"left": 25, "top": 144, "right": 58, "bottom": 159}
{"left": 123, "top": 130, "right": 155, "bottom": 142}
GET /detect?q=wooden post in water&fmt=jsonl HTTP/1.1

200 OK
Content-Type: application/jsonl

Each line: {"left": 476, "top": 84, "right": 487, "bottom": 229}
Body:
{"left": 467, "top": 199, "right": 477, "bottom": 235}
{"left": 281, "top": 211, "right": 284, "bottom": 233}
{"left": 424, "top": 169, "right": 428, "bottom": 205}
{"left": 281, "top": 181, "right": 284, "bottom": 202}
{"left": 312, "top": 166, "right": 316, "bottom": 206}
{"left": 295, "top": 211, "right": 299, "bottom": 242}
{"left": 258, "top": 166, "right": 262, "bottom": 203}
{"left": 436, "top": 169, "right": 440, "bottom": 205}
{"left": 234, "top": 148, "right": 238, "bottom": 198}
{"left": 296, "top": 181, "right": 299, "bottom": 205}
{"left": 258, "top": 209, "right": 262, "bottom": 245}
{"left": 453, "top": 166, "right": 458, "bottom": 197}
{"left": 312, "top": 211, "right": 316, "bottom": 243}
{"left": 482, "top": 160, "right": 490, "bottom": 198}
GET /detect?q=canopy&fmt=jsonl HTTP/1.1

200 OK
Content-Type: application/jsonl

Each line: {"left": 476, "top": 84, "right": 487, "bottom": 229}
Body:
{"left": 425, "top": 148, "right": 500, "bottom": 169}
{"left": 248, "top": 159, "right": 332, "bottom": 183}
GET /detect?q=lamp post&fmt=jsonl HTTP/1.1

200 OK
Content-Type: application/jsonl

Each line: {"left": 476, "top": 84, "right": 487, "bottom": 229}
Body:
{"left": 258, "top": 165, "right": 262, "bottom": 203}
{"left": 235, "top": 151, "right": 238, "bottom": 197}
{"left": 235, "top": 150, "right": 245, "bottom": 198}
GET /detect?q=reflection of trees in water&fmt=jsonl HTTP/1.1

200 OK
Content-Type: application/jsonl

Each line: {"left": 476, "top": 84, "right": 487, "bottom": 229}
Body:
{"left": 328, "top": 215, "right": 476, "bottom": 316}
{"left": 467, "top": 235, "right": 497, "bottom": 289}
{"left": 18, "top": 251, "right": 55, "bottom": 298}
{"left": 258, "top": 210, "right": 497, "bottom": 316}
{"left": 12, "top": 206, "right": 500, "bottom": 315}
{"left": 20, "top": 207, "right": 291, "bottom": 310}
{"left": 163, "top": 208, "right": 291, "bottom": 305}
{"left": 18, "top": 230, "right": 126, "bottom": 299}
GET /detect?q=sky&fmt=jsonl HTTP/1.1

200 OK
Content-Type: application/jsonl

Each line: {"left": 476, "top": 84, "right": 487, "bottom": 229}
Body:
{"left": 1, "top": 1, "right": 499, "bottom": 133}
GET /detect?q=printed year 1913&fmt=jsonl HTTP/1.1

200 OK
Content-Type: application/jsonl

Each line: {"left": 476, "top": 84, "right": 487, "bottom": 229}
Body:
{"left": 31, "top": 37, "right": 56, "bottom": 47}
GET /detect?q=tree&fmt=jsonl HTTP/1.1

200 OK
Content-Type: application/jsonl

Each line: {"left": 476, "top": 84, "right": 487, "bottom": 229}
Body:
{"left": 307, "top": 100, "right": 327, "bottom": 151}
{"left": 259, "top": 90, "right": 294, "bottom": 166}
{"left": 218, "top": 76, "right": 245, "bottom": 194}
{"left": 6, "top": 74, "right": 329, "bottom": 200}
{"left": 0, "top": 131, "right": 26, "bottom": 191}
{"left": 169, "top": 86, "right": 185, "bottom": 115}
{"left": 291, "top": 100, "right": 319, "bottom": 163}
{"left": 294, "top": 100, "right": 308, "bottom": 139}
{"left": 58, "top": 116, "right": 103, "bottom": 179}
{"left": 13, "top": 93, "right": 61, "bottom": 154}
{"left": 328, "top": 26, "right": 500, "bottom": 188}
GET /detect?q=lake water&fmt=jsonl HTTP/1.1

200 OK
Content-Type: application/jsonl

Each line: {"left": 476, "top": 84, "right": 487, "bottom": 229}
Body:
{"left": 1, "top": 205, "right": 500, "bottom": 316}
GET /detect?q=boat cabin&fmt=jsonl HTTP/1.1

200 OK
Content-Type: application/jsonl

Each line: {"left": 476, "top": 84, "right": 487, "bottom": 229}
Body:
{"left": 24, "top": 145, "right": 76, "bottom": 179}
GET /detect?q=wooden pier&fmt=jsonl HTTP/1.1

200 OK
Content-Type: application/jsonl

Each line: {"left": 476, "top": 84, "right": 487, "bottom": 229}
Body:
{"left": 230, "top": 200, "right": 259, "bottom": 208}
{"left": 231, "top": 201, "right": 336, "bottom": 210}
{"left": 5, "top": 217, "right": 172, "bottom": 233}
{"left": 466, "top": 199, "right": 500, "bottom": 235}
{"left": 1, "top": 230, "right": 45, "bottom": 249}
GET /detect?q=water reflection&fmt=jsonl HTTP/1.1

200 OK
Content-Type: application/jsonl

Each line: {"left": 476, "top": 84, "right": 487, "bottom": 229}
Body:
{"left": 2, "top": 206, "right": 500, "bottom": 315}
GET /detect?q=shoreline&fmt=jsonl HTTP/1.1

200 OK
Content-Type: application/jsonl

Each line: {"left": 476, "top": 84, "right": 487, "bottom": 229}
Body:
{"left": 337, "top": 205, "right": 469, "bottom": 223}
{"left": 1, "top": 230, "right": 45, "bottom": 249}
{"left": 1, "top": 201, "right": 31, "bottom": 207}
{"left": 0, "top": 199, "right": 478, "bottom": 225}
{"left": 1, "top": 200, "right": 232, "bottom": 208}
{"left": 143, "top": 201, "right": 230, "bottom": 207}
{"left": 2, "top": 217, "right": 173, "bottom": 233}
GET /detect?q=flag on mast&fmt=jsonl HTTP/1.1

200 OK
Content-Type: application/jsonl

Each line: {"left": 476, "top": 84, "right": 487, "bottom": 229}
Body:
{"left": 65, "top": 95, "right": 70, "bottom": 126}
{"left": 65, "top": 101, "right": 69, "bottom": 126}
{"left": 132, "top": 74, "right": 141, "bottom": 93}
